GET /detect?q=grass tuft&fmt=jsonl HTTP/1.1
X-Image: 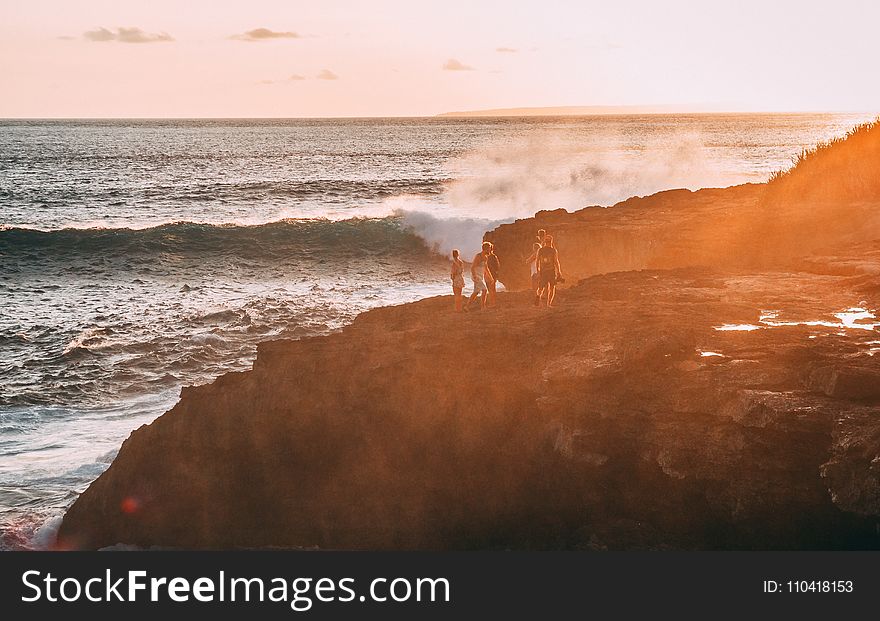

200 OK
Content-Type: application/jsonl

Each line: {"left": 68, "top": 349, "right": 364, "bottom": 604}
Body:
{"left": 764, "top": 119, "right": 880, "bottom": 204}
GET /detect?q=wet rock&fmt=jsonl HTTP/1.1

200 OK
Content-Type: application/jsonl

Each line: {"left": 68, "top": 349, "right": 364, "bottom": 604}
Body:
{"left": 808, "top": 366, "right": 880, "bottom": 401}
{"left": 822, "top": 407, "right": 880, "bottom": 516}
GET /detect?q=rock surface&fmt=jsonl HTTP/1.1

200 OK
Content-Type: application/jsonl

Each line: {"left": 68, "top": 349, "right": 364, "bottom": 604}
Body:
{"left": 485, "top": 186, "right": 880, "bottom": 291}
{"left": 58, "top": 125, "right": 880, "bottom": 550}
{"left": 58, "top": 258, "right": 880, "bottom": 550}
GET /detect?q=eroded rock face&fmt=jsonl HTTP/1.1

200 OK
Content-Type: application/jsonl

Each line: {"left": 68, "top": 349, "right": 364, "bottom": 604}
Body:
{"left": 484, "top": 185, "right": 880, "bottom": 292}
{"left": 58, "top": 257, "right": 880, "bottom": 550}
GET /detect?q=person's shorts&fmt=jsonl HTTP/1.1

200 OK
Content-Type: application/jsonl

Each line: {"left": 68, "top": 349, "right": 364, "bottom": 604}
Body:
{"left": 472, "top": 274, "right": 488, "bottom": 293}
{"left": 538, "top": 269, "right": 557, "bottom": 288}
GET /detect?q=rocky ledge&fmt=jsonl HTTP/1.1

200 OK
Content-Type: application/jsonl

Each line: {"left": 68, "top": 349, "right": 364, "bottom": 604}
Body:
{"left": 58, "top": 124, "right": 880, "bottom": 550}
{"left": 58, "top": 255, "right": 880, "bottom": 550}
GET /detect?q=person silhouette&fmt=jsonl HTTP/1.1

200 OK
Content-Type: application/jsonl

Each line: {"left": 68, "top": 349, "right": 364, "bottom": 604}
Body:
{"left": 536, "top": 235, "right": 562, "bottom": 308}
{"left": 451, "top": 249, "right": 465, "bottom": 312}
{"left": 485, "top": 242, "right": 501, "bottom": 307}
{"left": 524, "top": 241, "right": 542, "bottom": 306}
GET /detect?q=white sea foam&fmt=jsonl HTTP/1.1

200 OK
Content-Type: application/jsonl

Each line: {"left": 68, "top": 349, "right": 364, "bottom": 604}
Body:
{"left": 395, "top": 207, "right": 511, "bottom": 256}
{"left": 385, "top": 132, "right": 735, "bottom": 256}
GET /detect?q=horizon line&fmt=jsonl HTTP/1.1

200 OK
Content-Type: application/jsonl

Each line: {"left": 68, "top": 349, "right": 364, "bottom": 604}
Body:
{"left": 2, "top": 109, "right": 876, "bottom": 121}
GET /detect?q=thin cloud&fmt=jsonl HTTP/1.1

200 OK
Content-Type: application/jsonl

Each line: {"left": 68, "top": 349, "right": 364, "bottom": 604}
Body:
{"left": 83, "top": 27, "right": 116, "bottom": 42}
{"left": 258, "top": 73, "right": 309, "bottom": 85}
{"left": 496, "top": 47, "right": 518, "bottom": 53}
{"left": 316, "top": 69, "right": 339, "bottom": 80}
{"left": 232, "top": 28, "right": 299, "bottom": 41}
{"left": 258, "top": 74, "right": 307, "bottom": 85}
{"left": 443, "top": 58, "right": 475, "bottom": 71}
{"left": 83, "top": 27, "right": 173, "bottom": 43}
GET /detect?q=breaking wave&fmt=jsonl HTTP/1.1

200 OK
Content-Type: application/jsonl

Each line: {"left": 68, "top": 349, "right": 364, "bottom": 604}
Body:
{"left": 0, "top": 216, "right": 439, "bottom": 262}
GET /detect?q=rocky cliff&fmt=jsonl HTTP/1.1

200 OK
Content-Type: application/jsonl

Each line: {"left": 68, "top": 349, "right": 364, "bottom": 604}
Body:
{"left": 58, "top": 123, "right": 880, "bottom": 550}
{"left": 486, "top": 185, "right": 880, "bottom": 291}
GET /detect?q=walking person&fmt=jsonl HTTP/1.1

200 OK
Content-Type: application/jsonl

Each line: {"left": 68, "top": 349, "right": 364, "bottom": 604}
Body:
{"left": 451, "top": 249, "right": 465, "bottom": 312}
{"left": 536, "top": 235, "right": 562, "bottom": 308}
{"left": 465, "top": 242, "right": 491, "bottom": 311}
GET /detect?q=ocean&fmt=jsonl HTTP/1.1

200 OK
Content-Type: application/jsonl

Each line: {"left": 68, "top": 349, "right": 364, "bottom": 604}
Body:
{"left": 0, "top": 113, "right": 874, "bottom": 549}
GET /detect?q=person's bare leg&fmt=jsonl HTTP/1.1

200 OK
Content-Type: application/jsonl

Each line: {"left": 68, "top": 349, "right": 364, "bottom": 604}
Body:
{"left": 466, "top": 290, "right": 478, "bottom": 309}
{"left": 547, "top": 284, "right": 556, "bottom": 307}
{"left": 454, "top": 288, "right": 462, "bottom": 312}
{"left": 480, "top": 290, "right": 487, "bottom": 310}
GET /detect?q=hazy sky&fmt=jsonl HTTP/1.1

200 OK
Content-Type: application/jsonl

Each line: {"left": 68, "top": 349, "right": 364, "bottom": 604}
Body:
{"left": 2, "top": 0, "right": 879, "bottom": 117}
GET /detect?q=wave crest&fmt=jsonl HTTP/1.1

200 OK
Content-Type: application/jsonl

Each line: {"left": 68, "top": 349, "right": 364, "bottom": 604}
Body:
{"left": 0, "top": 216, "right": 437, "bottom": 261}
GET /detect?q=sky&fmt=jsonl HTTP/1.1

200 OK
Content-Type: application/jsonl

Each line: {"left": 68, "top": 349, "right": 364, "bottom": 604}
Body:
{"left": 1, "top": 0, "right": 879, "bottom": 117}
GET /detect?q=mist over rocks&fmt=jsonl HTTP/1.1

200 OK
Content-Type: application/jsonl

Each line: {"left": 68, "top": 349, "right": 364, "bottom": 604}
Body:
{"left": 58, "top": 124, "right": 880, "bottom": 550}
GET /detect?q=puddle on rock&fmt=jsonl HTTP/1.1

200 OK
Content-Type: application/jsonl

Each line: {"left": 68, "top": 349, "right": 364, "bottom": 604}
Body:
{"left": 715, "top": 307, "right": 880, "bottom": 333}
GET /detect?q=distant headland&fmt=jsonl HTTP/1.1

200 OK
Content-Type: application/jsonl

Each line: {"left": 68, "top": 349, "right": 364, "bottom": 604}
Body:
{"left": 436, "top": 104, "right": 730, "bottom": 117}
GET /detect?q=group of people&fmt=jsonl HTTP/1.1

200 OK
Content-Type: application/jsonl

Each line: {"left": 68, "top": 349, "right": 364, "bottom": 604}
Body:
{"left": 450, "top": 228, "right": 562, "bottom": 312}
{"left": 450, "top": 241, "right": 500, "bottom": 312}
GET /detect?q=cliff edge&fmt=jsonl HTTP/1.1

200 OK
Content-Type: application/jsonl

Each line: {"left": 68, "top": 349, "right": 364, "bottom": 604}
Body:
{"left": 58, "top": 123, "right": 880, "bottom": 550}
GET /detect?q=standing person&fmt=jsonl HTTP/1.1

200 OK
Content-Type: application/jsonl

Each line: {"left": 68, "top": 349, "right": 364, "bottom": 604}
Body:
{"left": 524, "top": 242, "right": 542, "bottom": 306}
{"left": 450, "top": 249, "right": 465, "bottom": 312}
{"left": 536, "top": 235, "right": 562, "bottom": 308}
{"left": 465, "top": 242, "right": 490, "bottom": 311}
{"left": 534, "top": 230, "right": 549, "bottom": 303}
{"left": 485, "top": 242, "right": 501, "bottom": 307}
